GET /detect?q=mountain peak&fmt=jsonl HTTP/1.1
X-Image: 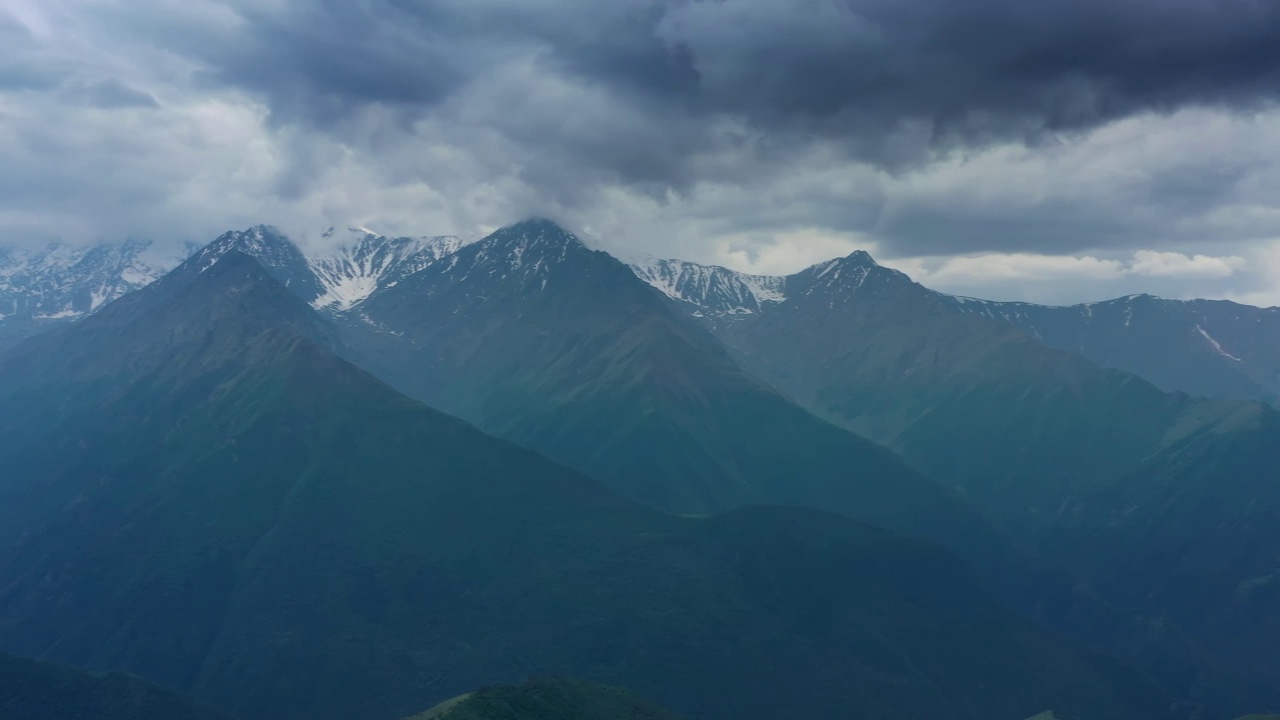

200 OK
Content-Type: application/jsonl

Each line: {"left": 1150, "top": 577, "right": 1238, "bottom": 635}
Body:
{"left": 0, "top": 245, "right": 333, "bottom": 394}
{"left": 507, "top": 217, "right": 575, "bottom": 234}
{"left": 156, "top": 249, "right": 321, "bottom": 328}
{"left": 0, "top": 238, "right": 166, "bottom": 336}
{"left": 845, "top": 249, "right": 879, "bottom": 266}
{"left": 486, "top": 218, "right": 586, "bottom": 252}
{"left": 193, "top": 226, "right": 298, "bottom": 271}
{"left": 434, "top": 219, "right": 595, "bottom": 286}
{"left": 786, "top": 248, "right": 916, "bottom": 305}
{"left": 309, "top": 231, "right": 469, "bottom": 312}
{"left": 182, "top": 226, "right": 324, "bottom": 303}
{"left": 628, "top": 257, "right": 788, "bottom": 317}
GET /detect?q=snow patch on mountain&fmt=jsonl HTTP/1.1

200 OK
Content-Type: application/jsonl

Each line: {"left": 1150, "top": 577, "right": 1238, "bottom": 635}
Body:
{"left": 1195, "top": 324, "right": 1243, "bottom": 362}
{"left": 192, "top": 226, "right": 295, "bottom": 274}
{"left": 628, "top": 256, "right": 787, "bottom": 315}
{"left": 0, "top": 240, "right": 167, "bottom": 326}
{"left": 446, "top": 219, "right": 585, "bottom": 287}
{"left": 309, "top": 227, "right": 468, "bottom": 311}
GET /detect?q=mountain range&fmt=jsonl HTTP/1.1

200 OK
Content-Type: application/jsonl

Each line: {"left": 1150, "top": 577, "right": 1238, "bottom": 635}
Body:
{"left": 7, "top": 228, "right": 1278, "bottom": 408}
{"left": 629, "top": 254, "right": 1280, "bottom": 405}
{"left": 0, "top": 239, "right": 169, "bottom": 353}
{"left": 0, "top": 249, "right": 1171, "bottom": 720}
{"left": 646, "top": 249, "right": 1280, "bottom": 711}
{"left": 943, "top": 293, "right": 1280, "bottom": 405}
{"left": 2, "top": 221, "right": 1279, "bottom": 717}
{"left": 0, "top": 226, "right": 469, "bottom": 351}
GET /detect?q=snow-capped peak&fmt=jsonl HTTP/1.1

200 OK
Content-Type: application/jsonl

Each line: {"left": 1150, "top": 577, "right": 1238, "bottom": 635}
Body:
{"left": 309, "top": 231, "right": 469, "bottom": 311}
{"left": 795, "top": 249, "right": 899, "bottom": 298}
{"left": 191, "top": 225, "right": 299, "bottom": 274}
{"left": 628, "top": 257, "right": 786, "bottom": 316}
{"left": 464, "top": 220, "right": 585, "bottom": 271}
{"left": 0, "top": 239, "right": 166, "bottom": 326}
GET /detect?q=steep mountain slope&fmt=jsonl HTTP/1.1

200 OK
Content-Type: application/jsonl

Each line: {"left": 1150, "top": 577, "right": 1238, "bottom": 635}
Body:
{"left": 712, "top": 253, "right": 1182, "bottom": 515}
{"left": 1044, "top": 402, "right": 1280, "bottom": 707}
{"left": 944, "top": 294, "right": 1280, "bottom": 405}
{"left": 704, "top": 250, "right": 1280, "bottom": 711}
{"left": 90, "top": 225, "right": 471, "bottom": 317}
{"left": 0, "top": 227, "right": 471, "bottom": 342}
{"left": 630, "top": 256, "right": 1280, "bottom": 406}
{"left": 351, "top": 222, "right": 1231, "bottom": 703}
{"left": 0, "top": 254, "right": 1171, "bottom": 720}
{"left": 186, "top": 226, "right": 326, "bottom": 303}
{"left": 407, "top": 678, "right": 683, "bottom": 720}
{"left": 351, "top": 221, "right": 1040, "bottom": 570}
{"left": 0, "top": 239, "right": 167, "bottom": 351}
{"left": 0, "top": 652, "right": 236, "bottom": 720}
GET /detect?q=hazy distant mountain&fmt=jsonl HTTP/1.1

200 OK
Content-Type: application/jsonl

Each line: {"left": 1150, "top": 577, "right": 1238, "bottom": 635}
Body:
{"left": 354, "top": 221, "right": 951, "bottom": 521}
{"left": 11, "top": 229, "right": 1279, "bottom": 407}
{"left": 175, "top": 225, "right": 473, "bottom": 314}
{"left": 0, "top": 252, "right": 1169, "bottom": 720}
{"left": 185, "top": 226, "right": 325, "bottom": 302}
{"left": 0, "top": 226, "right": 471, "bottom": 343}
{"left": 171, "top": 222, "right": 1193, "bottom": 698}
{"left": 633, "top": 255, "right": 1280, "bottom": 405}
{"left": 350, "top": 221, "right": 1070, "bottom": 584}
{"left": 5, "top": 223, "right": 1277, "bottom": 714}
{"left": 0, "top": 652, "right": 234, "bottom": 720}
{"left": 942, "top": 293, "right": 1280, "bottom": 405}
{"left": 310, "top": 226, "right": 468, "bottom": 311}
{"left": 628, "top": 256, "right": 786, "bottom": 319}
{"left": 0, "top": 239, "right": 168, "bottom": 351}
{"left": 653, "top": 249, "right": 1280, "bottom": 712}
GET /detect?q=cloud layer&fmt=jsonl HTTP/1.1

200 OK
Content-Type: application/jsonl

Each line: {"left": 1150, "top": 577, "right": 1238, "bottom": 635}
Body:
{"left": 2, "top": 0, "right": 1280, "bottom": 303}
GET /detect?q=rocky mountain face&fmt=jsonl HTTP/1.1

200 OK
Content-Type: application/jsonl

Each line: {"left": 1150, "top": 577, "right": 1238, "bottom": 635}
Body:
{"left": 628, "top": 256, "right": 786, "bottom": 320}
{"left": 942, "top": 293, "right": 1280, "bottom": 404}
{"left": 350, "top": 220, "right": 1019, "bottom": 565}
{"left": 310, "top": 227, "right": 468, "bottom": 312}
{"left": 632, "top": 254, "right": 1280, "bottom": 406}
{"left": 0, "top": 239, "right": 169, "bottom": 352}
{"left": 21, "top": 228, "right": 1279, "bottom": 409}
{"left": 0, "top": 226, "right": 470, "bottom": 344}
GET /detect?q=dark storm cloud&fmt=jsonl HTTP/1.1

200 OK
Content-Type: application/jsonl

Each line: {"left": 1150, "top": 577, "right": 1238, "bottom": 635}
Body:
{"left": 7, "top": 0, "right": 1280, "bottom": 274}
{"left": 89, "top": 0, "right": 1280, "bottom": 256}
{"left": 149, "top": 0, "right": 1280, "bottom": 157}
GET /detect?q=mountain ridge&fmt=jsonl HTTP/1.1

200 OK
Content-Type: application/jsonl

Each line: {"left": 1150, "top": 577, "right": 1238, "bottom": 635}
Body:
{"left": 636, "top": 250, "right": 1280, "bottom": 404}
{"left": 9, "top": 227, "right": 1280, "bottom": 407}
{"left": 0, "top": 250, "right": 1171, "bottom": 720}
{"left": 677, "top": 246, "right": 1280, "bottom": 713}
{"left": 0, "top": 238, "right": 169, "bottom": 352}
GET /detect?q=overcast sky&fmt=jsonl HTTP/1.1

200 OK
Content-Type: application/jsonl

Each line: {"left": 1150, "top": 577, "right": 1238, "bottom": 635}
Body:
{"left": 3, "top": 0, "right": 1280, "bottom": 305}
